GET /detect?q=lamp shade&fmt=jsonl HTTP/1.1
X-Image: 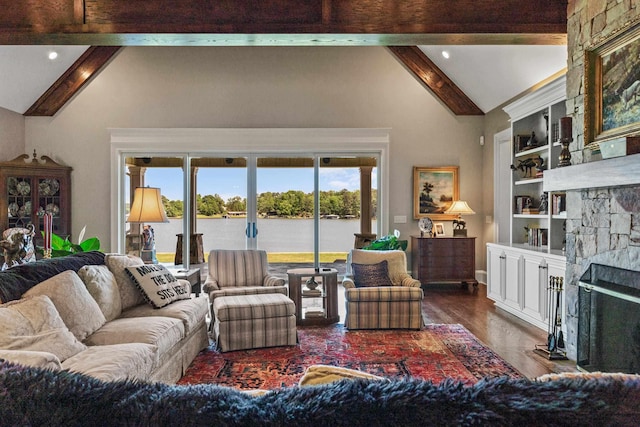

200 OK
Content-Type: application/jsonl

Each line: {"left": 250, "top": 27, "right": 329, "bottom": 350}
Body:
{"left": 127, "top": 187, "right": 169, "bottom": 223}
{"left": 445, "top": 200, "right": 476, "bottom": 216}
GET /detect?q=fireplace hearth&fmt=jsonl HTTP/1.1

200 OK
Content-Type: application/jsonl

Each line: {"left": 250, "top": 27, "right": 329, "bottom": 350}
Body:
{"left": 578, "top": 264, "right": 640, "bottom": 373}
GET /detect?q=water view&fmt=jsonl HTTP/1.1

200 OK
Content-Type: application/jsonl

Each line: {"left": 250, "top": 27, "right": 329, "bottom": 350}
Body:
{"left": 151, "top": 218, "right": 374, "bottom": 258}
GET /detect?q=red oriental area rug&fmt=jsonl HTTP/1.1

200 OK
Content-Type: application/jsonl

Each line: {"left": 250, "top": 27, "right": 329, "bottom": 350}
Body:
{"left": 178, "top": 323, "right": 523, "bottom": 390}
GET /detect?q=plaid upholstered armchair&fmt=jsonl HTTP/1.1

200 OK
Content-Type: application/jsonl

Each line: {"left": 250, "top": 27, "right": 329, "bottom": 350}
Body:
{"left": 203, "top": 249, "right": 288, "bottom": 302}
{"left": 342, "top": 249, "right": 424, "bottom": 330}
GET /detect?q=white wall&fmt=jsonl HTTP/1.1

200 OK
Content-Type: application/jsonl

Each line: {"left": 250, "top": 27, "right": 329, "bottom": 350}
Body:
{"left": 23, "top": 46, "right": 486, "bottom": 268}
{"left": 0, "top": 106, "right": 25, "bottom": 161}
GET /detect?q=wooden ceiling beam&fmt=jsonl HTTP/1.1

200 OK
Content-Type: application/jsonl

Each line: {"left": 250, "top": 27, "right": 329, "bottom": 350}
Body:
{"left": 24, "top": 46, "right": 121, "bottom": 116}
{"left": 0, "top": 0, "right": 567, "bottom": 45}
{"left": 12, "top": 0, "right": 567, "bottom": 116}
{"left": 389, "top": 46, "right": 483, "bottom": 115}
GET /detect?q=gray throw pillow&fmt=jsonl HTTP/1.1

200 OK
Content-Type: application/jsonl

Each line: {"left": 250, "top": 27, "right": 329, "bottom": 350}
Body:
{"left": 351, "top": 260, "right": 394, "bottom": 288}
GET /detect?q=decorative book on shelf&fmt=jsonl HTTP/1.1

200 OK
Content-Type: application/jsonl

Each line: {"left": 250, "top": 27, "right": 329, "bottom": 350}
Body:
{"left": 552, "top": 193, "right": 567, "bottom": 215}
{"left": 527, "top": 227, "right": 548, "bottom": 246}
{"left": 514, "top": 195, "right": 534, "bottom": 214}
{"left": 305, "top": 307, "right": 325, "bottom": 318}
{"left": 302, "top": 289, "right": 322, "bottom": 297}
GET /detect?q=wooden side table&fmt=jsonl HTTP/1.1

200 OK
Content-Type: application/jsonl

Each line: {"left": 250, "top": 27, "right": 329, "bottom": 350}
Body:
{"left": 287, "top": 268, "right": 339, "bottom": 326}
{"left": 170, "top": 267, "right": 201, "bottom": 295}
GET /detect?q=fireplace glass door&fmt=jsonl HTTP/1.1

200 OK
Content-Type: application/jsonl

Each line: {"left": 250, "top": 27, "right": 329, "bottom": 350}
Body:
{"left": 578, "top": 264, "right": 640, "bottom": 374}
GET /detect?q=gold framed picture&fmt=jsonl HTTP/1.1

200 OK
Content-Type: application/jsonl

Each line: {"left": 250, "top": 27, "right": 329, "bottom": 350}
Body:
{"left": 585, "top": 22, "right": 640, "bottom": 145}
{"left": 413, "top": 166, "right": 459, "bottom": 220}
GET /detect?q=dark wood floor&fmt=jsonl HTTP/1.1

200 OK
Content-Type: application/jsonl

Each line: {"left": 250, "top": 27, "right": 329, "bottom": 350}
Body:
{"left": 419, "top": 283, "right": 576, "bottom": 379}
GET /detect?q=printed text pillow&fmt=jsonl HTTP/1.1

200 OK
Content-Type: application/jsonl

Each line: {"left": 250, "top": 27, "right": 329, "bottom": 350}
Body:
{"left": 125, "top": 264, "right": 191, "bottom": 308}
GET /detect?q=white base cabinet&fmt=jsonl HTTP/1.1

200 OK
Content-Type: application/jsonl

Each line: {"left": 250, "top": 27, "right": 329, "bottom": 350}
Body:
{"left": 486, "top": 243, "right": 566, "bottom": 332}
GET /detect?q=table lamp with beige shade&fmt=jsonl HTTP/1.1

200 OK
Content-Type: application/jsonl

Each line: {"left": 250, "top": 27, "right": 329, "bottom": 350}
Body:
{"left": 445, "top": 200, "right": 475, "bottom": 237}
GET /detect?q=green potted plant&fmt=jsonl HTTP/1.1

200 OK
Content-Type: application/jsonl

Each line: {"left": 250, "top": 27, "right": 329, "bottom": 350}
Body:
{"left": 362, "top": 230, "right": 408, "bottom": 251}
{"left": 37, "top": 226, "right": 101, "bottom": 258}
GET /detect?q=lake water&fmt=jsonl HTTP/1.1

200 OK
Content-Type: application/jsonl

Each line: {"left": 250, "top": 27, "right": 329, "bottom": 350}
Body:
{"left": 150, "top": 218, "right": 376, "bottom": 254}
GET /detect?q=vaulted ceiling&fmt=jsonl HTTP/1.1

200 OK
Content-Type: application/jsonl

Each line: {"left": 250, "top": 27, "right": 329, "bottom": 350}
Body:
{"left": 0, "top": 0, "right": 568, "bottom": 117}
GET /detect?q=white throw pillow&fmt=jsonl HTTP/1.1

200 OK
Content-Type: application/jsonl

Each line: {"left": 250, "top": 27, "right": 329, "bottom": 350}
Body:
{"left": 125, "top": 264, "right": 191, "bottom": 308}
{"left": 104, "top": 253, "right": 147, "bottom": 310}
{"left": 78, "top": 265, "right": 122, "bottom": 322}
{"left": 0, "top": 295, "right": 86, "bottom": 362}
{"left": 23, "top": 270, "right": 106, "bottom": 341}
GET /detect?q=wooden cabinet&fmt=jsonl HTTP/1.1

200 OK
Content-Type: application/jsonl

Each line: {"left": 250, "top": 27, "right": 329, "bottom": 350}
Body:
{"left": 486, "top": 243, "right": 566, "bottom": 332}
{"left": 411, "top": 236, "right": 477, "bottom": 286}
{"left": 0, "top": 151, "right": 72, "bottom": 247}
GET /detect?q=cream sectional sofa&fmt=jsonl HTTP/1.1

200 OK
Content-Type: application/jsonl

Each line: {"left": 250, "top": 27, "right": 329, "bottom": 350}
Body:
{"left": 0, "top": 251, "right": 209, "bottom": 383}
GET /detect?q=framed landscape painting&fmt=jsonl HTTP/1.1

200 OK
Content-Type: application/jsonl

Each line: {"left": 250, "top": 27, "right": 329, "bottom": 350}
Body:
{"left": 413, "top": 166, "right": 459, "bottom": 220}
{"left": 585, "top": 22, "right": 640, "bottom": 145}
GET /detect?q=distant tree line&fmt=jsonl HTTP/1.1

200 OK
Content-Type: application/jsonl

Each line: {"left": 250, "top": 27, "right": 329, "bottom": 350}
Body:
{"left": 162, "top": 189, "right": 377, "bottom": 218}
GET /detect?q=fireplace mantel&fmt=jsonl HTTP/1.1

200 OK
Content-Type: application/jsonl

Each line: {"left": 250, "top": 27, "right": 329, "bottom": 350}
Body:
{"left": 544, "top": 153, "right": 640, "bottom": 192}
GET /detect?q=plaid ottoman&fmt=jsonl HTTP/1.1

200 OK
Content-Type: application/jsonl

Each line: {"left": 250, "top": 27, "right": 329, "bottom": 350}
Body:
{"left": 212, "top": 293, "right": 297, "bottom": 352}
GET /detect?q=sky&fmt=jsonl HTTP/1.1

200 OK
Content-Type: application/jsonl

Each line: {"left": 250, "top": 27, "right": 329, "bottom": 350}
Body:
{"left": 144, "top": 167, "right": 377, "bottom": 201}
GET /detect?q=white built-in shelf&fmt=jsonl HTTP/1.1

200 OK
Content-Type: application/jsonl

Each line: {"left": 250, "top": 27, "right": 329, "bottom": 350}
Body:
{"left": 515, "top": 177, "right": 544, "bottom": 185}
{"left": 514, "top": 214, "right": 548, "bottom": 219}
{"left": 515, "top": 145, "right": 548, "bottom": 157}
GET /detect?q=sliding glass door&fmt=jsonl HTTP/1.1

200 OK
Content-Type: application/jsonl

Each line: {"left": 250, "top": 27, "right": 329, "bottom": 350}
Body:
{"left": 121, "top": 154, "right": 378, "bottom": 269}
{"left": 193, "top": 157, "right": 248, "bottom": 251}
{"left": 255, "top": 156, "right": 315, "bottom": 267}
{"left": 112, "top": 128, "right": 389, "bottom": 269}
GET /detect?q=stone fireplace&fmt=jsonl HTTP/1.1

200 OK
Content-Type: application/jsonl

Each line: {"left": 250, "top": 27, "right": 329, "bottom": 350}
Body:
{"left": 546, "top": 161, "right": 640, "bottom": 361}
{"left": 551, "top": 1, "right": 640, "bottom": 362}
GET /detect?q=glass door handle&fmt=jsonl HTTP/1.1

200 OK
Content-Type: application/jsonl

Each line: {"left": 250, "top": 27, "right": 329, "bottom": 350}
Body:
{"left": 246, "top": 222, "right": 258, "bottom": 238}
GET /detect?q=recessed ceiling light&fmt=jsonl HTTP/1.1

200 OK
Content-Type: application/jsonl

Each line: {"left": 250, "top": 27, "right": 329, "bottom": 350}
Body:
{"left": 48, "top": 51, "right": 58, "bottom": 60}
{"left": 441, "top": 50, "right": 450, "bottom": 59}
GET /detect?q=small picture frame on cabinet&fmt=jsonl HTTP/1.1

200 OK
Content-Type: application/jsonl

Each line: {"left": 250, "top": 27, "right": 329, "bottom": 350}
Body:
{"left": 434, "top": 223, "right": 445, "bottom": 237}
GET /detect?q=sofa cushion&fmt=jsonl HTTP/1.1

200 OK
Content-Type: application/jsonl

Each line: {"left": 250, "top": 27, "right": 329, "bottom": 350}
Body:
{"left": 351, "top": 261, "right": 394, "bottom": 288}
{"left": 78, "top": 265, "right": 122, "bottom": 321}
{"left": 0, "top": 295, "right": 86, "bottom": 362}
{"left": 0, "top": 349, "right": 62, "bottom": 371}
{"left": 104, "top": 254, "right": 147, "bottom": 310}
{"left": 61, "top": 342, "right": 157, "bottom": 382}
{"left": 344, "top": 286, "right": 424, "bottom": 302}
{"left": 120, "top": 296, "right": 209, "bottom": 335}
{"left": 0, "top": 251, "right": 106, "bottom": 304}
{"left": 84, "top": 316, "right": 185, "bottom": 355}
{"left": 124, "top": 264, "right": 191, "bottom": 308}
{"left": 23, "top": 270, "right": 106, "bottom": 341}
{"left": 213, "top": 293, "right": 295, "bottom": 321}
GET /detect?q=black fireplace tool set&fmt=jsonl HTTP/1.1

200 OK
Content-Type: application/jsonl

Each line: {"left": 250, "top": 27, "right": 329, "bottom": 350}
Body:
{"left": 535, "top": 276, "right": 568, "bottom": 360}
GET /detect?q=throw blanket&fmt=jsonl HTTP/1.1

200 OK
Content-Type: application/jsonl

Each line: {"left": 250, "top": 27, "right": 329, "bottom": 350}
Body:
{"left": 1, "top": 361, "right": 640, "bottom": 426}
{"left": 0, "top": 251, "right": 105, "bottom": 303}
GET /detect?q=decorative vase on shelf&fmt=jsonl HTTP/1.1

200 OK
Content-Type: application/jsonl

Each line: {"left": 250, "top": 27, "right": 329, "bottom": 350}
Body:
{"left": 306, "top": 277, "right": 319, "bottom": 290}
